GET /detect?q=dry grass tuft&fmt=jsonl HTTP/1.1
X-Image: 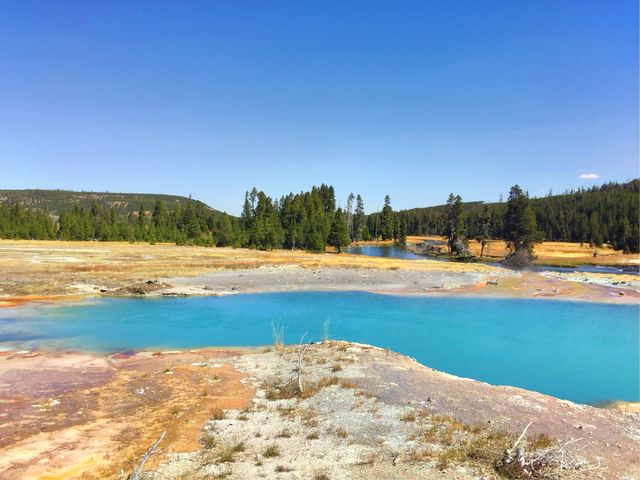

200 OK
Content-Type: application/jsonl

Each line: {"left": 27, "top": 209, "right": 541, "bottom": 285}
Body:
{"left": 408, "top": 447, "right": 435, "bottom": 463}
{"left": 265, "top": 374, "right": 355, "bottom": 401}
{"left": 231, "top": 440, "right": 246, "bottom": 453}
{"left": 200, "top": 438, "right": 246, "bottom": 466}
{"left": 338, "top": 378, "right": 358, "bottom": 389}
{"left": 529, "top": 432, "right": 554, "bottom": 450}
{"left": 400, "top": 411, "right": 416, "bottom": 422}
{"left": 335, "top": 427, "right": 348, "bottom": 439}
{"left": 407, "top": 413, "right": 560, "bottom": 477}
{"left": 210, "top": 407, "right": 226, "bottom": 420}
{"left": 276, "top": 405, "right": 297, "bottom": 418}
{"left": 275, "top": 465, "right": 293, "bottom": 472}
{"left": 201, "top": 434, "right": 217, "bottom": 450}
{"left": 263, "top": 444, "right": 281, "bottom": 458}
{"left": 300, "top": 409, "right": 319, "bottom": 428}
{"left": 216, "top": 445, "right": 237, "bottom": 464}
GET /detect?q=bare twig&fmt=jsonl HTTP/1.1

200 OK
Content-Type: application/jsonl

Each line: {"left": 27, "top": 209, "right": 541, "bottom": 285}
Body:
{"left": 131, "top": 431, "right": 166, "bottom": 480}
{"left": 294, "top": 333, "right": 310, "bottom": 393}
{"left": 512, "top": 421, "right": 533, "bottom": 450}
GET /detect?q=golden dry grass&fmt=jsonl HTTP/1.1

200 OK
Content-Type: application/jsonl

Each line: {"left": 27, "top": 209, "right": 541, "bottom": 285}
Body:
{"left": 0, "top": 239, "right": 496, "bottom": 297}
{"left": 409, "top": 235, "right": 639, "bottom": 266}
{"left": 0, "top": 238, "right": 636, "bottom": 301}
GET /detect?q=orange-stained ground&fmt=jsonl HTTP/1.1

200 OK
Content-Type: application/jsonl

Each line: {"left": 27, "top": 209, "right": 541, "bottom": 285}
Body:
{"left": 0, "top": 349, "right": 253, "bottom": 480}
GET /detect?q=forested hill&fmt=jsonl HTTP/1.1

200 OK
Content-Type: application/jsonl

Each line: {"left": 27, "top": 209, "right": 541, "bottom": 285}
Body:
{"left": 398, "top": 180, "right": 639, "bottom": 252}
{"left": 0, "top": 189, "right": 237, "bottom": 246}
{"left": 0, "top": 189, "right": 217, "bottom": 217}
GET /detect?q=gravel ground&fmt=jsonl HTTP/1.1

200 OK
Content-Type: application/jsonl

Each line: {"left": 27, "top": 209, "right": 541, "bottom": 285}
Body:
{"left": 157, "top": 342, "right": 639, "bottom": 480}
{"left": 162, "top": 265, "right": 505, "bottom": 296}
{"left": 540, "top": 270, "right": 640, "bottom": 292}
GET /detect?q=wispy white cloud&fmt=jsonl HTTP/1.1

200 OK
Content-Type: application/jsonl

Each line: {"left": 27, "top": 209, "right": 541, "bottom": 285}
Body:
{"left": 578, "top": 173, "right": 599, "bottom": 179}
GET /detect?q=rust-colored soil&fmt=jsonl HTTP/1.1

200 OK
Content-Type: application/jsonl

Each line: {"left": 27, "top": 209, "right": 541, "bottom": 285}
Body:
{"left": 0, "top": 350, "right": 253, "bottom": 480}
{"left": 462, "top": 271, "right": 640, "bottom": 303}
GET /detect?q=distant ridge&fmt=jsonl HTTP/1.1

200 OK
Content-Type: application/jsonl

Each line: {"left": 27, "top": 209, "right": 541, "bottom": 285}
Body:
{"left": 0, "top": 189, "right": 220, "bottom": 217}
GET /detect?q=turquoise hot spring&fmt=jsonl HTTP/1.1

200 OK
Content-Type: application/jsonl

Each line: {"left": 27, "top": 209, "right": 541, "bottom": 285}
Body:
{"left": 1, "top": 292, "right": 638, "bottom": 406}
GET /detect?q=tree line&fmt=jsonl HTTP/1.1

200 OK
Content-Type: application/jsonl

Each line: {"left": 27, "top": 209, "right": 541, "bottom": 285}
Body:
{"left": 0, "top": 180, "right": 637, "bottom": 253}
{"left": 400, "top": 180, "right": 639, "bottom": 253}
{"left": 240, "top": 185, "right": 351, "bottom": 252}
{"left": 0, "top": 183, "right": 392, "bottom": 252}
{"left": 0, "top": 200, "right": 240, "bottom": 246}
{"left": 238, "top": 186, "right": 409, "bottom": 251}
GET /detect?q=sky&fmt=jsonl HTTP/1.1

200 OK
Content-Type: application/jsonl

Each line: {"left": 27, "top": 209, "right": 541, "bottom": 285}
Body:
{"left": 1, "top": 1, "right": 638, "bottom": 214}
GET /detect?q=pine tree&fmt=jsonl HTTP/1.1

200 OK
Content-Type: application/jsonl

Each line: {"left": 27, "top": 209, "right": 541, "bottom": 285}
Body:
{"left": 252, "top": 191, "right": 283, "bottom": 250}
{"left": 215, "top": 214, "right": 234, "bottom": 247}
{"left": 395, "top": 214, "right": 407, "bottom": 246}
{"left": 240, "top": 191, "right": 253, "bottom": 246}
{"left": 151, "top": 200, "right": 165, "bottom": 240}
{"left": 615, "top": 217, "right": 631, "bottom": 253}
{"left": 346, "top": 193, "right": 355, "bottom": 239}
{"left": 182, "top": 203, "right": 201, "bottom": 241}
{"left": 353, "top": 194, "right": 365, "bottom": 242}
{"left": 476, "top": 206, "right": 492, "bottom": 257}
{"left": 380, "top": 195, "right": 394, "bottom": 240}
{"left": 504, "top": 185, "right": 543, "bottom": 254}
{"left": 444, "top": 194, "right": 464, "bottom": 253}
{"left": 588, "top": 213, "right": 603, "bottom": 247}
{"left": 327, "top": 208, "right": 350, "bottom": 253}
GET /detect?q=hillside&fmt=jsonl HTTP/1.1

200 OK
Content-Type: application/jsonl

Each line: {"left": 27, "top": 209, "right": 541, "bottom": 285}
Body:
{"left": 0, "top": 189, "right": 237, "bottom": 246}
{"left": 0, "top": 189, "right": 218, "bottom": 217}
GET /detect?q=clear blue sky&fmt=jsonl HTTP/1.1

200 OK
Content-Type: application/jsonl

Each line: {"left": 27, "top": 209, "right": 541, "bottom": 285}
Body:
{"left": 1, "top": 1, "right": 637, "bottom": 214}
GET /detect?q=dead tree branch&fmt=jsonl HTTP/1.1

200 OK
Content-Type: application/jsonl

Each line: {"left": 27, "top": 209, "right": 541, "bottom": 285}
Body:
{"left": 130, "top": 430, "right": 166, "bottom": 480}
{"left": 293, "top": 332, "right": 310, "bottom": 394}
